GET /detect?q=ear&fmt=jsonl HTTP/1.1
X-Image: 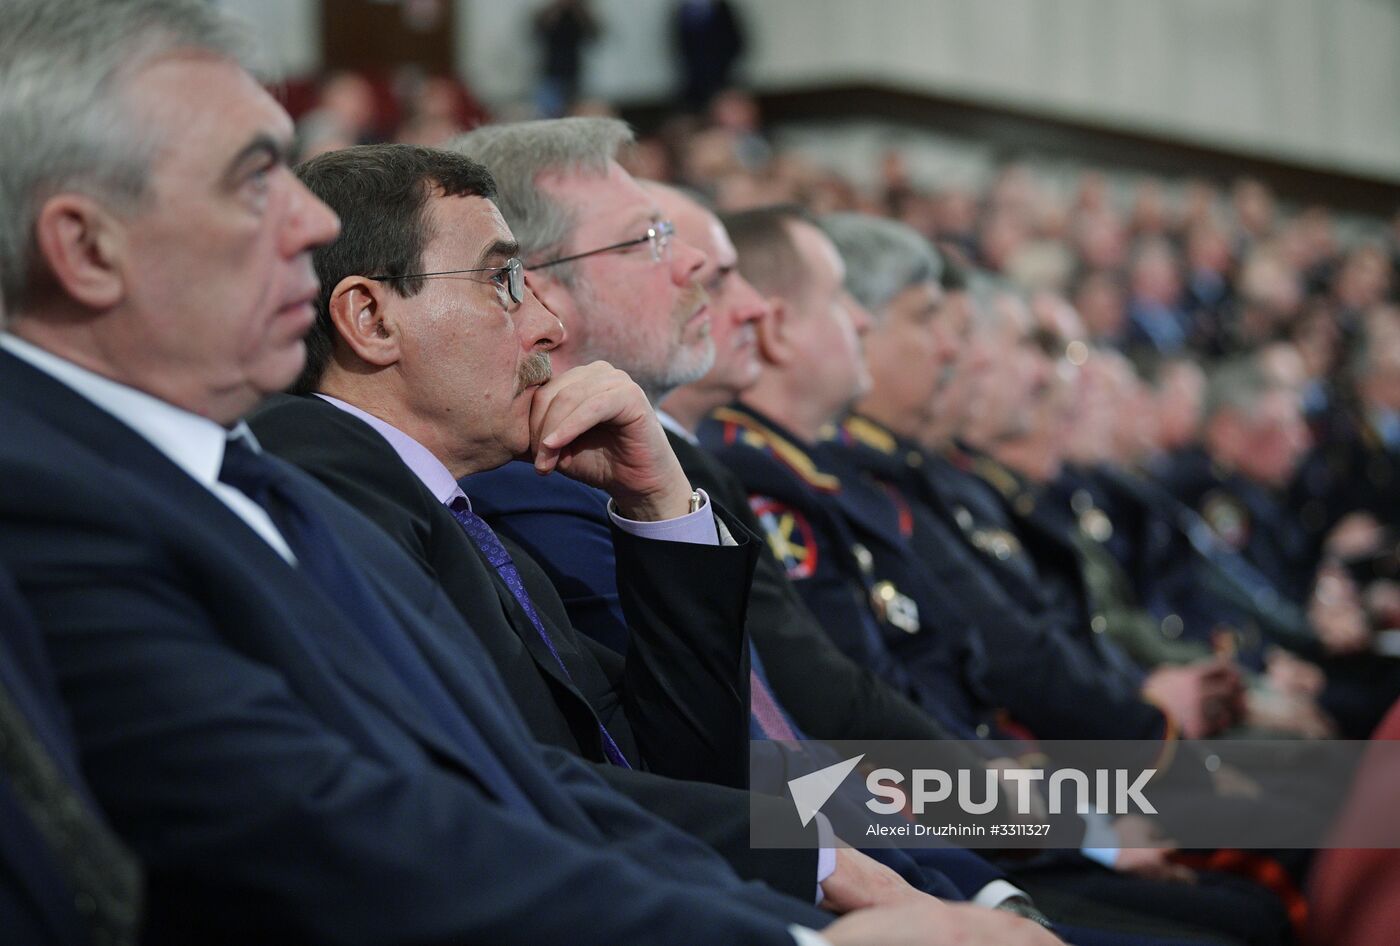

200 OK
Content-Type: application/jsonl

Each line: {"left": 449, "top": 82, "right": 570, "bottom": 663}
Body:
{"left": 755, "top": 294, "right": 794, "bottom": 367}
{"left": 327, "top": 275, "right": 400, "bottom": 369}
{"left": 32, "top": 194, "right": 128, "bottom": 310}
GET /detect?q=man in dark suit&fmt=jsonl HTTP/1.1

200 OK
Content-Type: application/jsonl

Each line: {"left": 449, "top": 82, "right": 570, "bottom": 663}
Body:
{"left": 0, "top": 3, "right": 1048, "bottom": 945}
{"left": 0, "top": 564, "right": 143, "bottom": 946}
{"left": 247, "top": 142, "right": 943, "bottom": 909}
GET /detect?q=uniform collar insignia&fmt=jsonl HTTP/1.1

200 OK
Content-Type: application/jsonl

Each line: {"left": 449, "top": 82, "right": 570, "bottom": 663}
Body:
{"left": 712, "top": 404, "right": 842, "bottom": 493}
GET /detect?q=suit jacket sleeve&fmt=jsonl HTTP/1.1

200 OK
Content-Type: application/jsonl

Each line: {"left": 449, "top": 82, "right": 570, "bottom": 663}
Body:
{"left": 467, "top": 461, "right": 757, "bottom": 788}
{"left": 668, "top": 431, "right": 968, "bottom": 744}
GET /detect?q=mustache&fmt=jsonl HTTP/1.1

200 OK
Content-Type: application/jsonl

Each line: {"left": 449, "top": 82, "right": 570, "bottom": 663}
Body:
{"left": 676, "top": 284, "right": 710, "bottom": 320}
{"left": 516, "top": 351, "right": 553, "bottom": 394}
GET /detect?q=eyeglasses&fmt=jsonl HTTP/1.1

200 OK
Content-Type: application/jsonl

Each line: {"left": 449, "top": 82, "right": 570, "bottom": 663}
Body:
{"left": 368, "top": 257, "right": 525, "bottom": 306}
{"left": 534, "top": 220, "right": 675, "bottom": 270}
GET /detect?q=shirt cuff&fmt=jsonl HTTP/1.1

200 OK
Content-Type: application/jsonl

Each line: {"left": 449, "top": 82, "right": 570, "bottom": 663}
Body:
{"left": 607, "top": 488, "right": 720, "bottom": 545}
{"left": 814, "top": 813, "right": 837, "bottom": 904}
{"left": 789, "top": 926, "right": 836, "bottom": 946}
{"left": 1078, "top": 809, "right": 1120, "bottom": 867}
{"left": 970, "top": 878, "right": 1033, "bottom": 909}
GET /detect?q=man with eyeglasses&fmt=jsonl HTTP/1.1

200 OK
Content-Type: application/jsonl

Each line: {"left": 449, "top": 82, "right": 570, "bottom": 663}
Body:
{"left": 246, "top": 142, "right": 1038, "bottom": 941}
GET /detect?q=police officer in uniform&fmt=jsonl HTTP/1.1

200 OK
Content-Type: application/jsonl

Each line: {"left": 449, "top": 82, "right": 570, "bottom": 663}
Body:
{"left": 1157, "top": 356, "right": 1400, "bottom": 736}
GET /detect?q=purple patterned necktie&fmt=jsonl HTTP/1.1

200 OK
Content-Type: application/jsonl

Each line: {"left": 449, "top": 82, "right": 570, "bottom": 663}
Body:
{"left": 448, "top": 497, "right": 631, "bottom": 768}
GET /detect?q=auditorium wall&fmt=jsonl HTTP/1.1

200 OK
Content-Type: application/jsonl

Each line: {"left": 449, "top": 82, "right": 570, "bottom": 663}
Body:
{"left": 219, "top": 0, "right": 1400, "bottom": 183}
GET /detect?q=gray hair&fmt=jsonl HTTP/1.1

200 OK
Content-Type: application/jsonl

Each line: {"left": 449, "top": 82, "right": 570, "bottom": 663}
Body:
{"left": 966, "top": 272, "right": 1017, "bottom": 332}
{"left": 818, "top": 213, "right": 942, "bottom": 319}
{"left": 447, "top": 117, "right": 635, "bottom": 282}
{"left": 0, "top": 0, "right": 252, "bottom": 315}
{"left": 1203, "top": 356, "right": 1275, "bottom": 421}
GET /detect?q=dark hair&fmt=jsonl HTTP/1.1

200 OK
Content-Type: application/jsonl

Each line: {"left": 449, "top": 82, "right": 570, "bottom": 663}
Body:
{"left": 719, "top": 204, "right": 814, "bottom": 298}
{"left": 290, "top": 143, "right": 497, "bottom": 393}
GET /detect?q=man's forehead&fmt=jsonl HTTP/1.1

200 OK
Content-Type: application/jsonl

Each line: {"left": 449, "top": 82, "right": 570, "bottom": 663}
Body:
{"left": 128, "top": 53, "right": 293, "bottom": 149}
{"left": 429, "top": 193, "right": 516, "bottom": 253}
{"left": 789, "top": 218, "right": 843, "bottom": 283}
{"left": 539, "top": 160, "right": 656, "bottom": 224}
{"left": 709, "top": 218, "right": 738, "bottom": 267}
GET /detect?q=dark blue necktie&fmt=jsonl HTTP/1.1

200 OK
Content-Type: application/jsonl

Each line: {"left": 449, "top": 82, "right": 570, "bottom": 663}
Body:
{"left": 448, "top": 497, "right": 631, "bottom": 768}
{"left": 219, "top": 436, "right": 539, "bottom": 813}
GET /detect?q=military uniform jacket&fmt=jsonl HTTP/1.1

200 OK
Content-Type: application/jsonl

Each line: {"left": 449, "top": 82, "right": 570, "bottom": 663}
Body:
{"left": 1293, "top": 407, "right": 1400, "bottom": 559}
{"left": 1156, "top": 448, "right": 1316, "bottom": 607}
{"left": 698, "top": 404, "right": 994, "bottom": 738}
{"left": 825, "top": 416, "right": 1173, "bottom": 743}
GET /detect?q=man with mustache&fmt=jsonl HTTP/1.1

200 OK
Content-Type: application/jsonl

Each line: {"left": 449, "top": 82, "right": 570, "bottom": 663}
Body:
{"left": 248, "top": 142, "right": 1021, "bottom": 932}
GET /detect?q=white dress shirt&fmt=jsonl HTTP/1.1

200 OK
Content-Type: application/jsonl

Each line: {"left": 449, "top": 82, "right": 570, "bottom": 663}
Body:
{"left": 1, "top": 334, "right": 295, "bottom": 562}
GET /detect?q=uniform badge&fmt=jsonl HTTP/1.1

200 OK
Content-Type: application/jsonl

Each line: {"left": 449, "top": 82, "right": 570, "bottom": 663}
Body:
{"left": 871, "top": 581, "right": 921, "bottom": 634}
{"left": 1071, "top": 489, "right": 1113, "bottom": 543}
{"left": 1201, "top": 491, "right": 1250, "bottom": 550}
{"left": 750, "top": 497, "right": 819, "bottom": 580}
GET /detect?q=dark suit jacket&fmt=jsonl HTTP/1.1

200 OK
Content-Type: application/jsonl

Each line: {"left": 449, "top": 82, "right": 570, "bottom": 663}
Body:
{"left": 247, "top": 395, "right": 821, "bottom": 896}
{"left": 0, "top": 349, "right": 828, "bottom": 946}
{"left": 248, "top": 393, "right": 753, "bottom": 786}
{"left": 0, "top": 566, "right": 140, "bottom": 946}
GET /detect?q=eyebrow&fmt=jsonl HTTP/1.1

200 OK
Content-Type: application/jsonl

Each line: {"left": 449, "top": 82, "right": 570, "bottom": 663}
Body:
{"left": 477, "top": 238, "right": 521, "bottom": 266}
{"left": 223, "top": 133, "right": 290, "bottom": 183}
{"left": 618, "top": 208, "right": 659, "bottom": 237}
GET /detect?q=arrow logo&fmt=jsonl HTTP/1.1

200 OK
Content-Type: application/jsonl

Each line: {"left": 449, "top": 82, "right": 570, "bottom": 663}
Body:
{"left": 787, "top": 754, "right": 865, "bottom": 826}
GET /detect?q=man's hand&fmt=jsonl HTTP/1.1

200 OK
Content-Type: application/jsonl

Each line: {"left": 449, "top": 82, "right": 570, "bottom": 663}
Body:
{"left": 1244, "top": 687, "right": 1337, "bottom": 739}
{"left": 527, "top": 361, "right": 693, "bottom": 521}
{"left": 820, "top": 847, "right": 929, "bottom": 914}
{"left": 1265, "top": 647, "right": 1326, "bottom": 698}
{"left": 1141, "top": 658, "right": 1242, "bottom": 738}
{"left": 1324, "top": 512, "right": 1385, "bottom": 561}
{"left": 1111, "top": 815, "right": 1195, "bottom": 883}
{"left": 824, "top": 900, "right": 1064, "bottom": 946}
{"left": 1310, "top": 566, "right": 1371, "bottom": 655}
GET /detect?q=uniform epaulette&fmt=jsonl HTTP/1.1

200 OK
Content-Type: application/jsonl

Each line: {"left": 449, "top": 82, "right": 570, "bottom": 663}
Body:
{"left": 942, "top": 443, "right": 975, "bottom": 472}
{"left": 712, "top": 406, "right": 842, "bottom": 493}
{"left": 841, "top": 415, "right": 898, "bottom": 456}
{"left": 970, "top": 454, "right": 1023, "bottom": 501}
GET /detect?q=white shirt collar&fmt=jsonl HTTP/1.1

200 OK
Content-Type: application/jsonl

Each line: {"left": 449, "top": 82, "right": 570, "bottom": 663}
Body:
{"left": 1, "top": 332, "right": 248, "bottom": 485}
{"left": 655, "top": 408, "right": 699, "bottom": 445}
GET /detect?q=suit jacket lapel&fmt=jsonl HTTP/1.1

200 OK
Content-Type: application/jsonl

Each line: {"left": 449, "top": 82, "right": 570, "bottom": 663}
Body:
{"left": 440, "top": 505, "right": 605, "bottom": 728}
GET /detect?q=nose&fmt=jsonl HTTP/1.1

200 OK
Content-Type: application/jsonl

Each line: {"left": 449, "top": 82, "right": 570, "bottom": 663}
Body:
{"left": 731, "top": 273, "right": 769, "bottom": 327}
{"left": 670, "top": 235, "right": 708, "bottom": 287}
{"left": 283, "top": 172, "right": 341, "bottom": 255}
{"left": 845, "top": 293, "right": 874, "bottom": 336}
{"left": 521, "top": 271, "right": 565, "bottom": 352}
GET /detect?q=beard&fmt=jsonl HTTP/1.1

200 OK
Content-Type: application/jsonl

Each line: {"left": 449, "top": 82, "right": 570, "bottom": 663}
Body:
{"left": 572, "top": 275, "right": 715, "bottom": 403}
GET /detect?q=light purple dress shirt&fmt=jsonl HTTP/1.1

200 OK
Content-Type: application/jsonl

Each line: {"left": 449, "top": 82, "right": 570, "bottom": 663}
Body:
{"left": 316, "top": 395, "right": 719, "bottom": 545}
